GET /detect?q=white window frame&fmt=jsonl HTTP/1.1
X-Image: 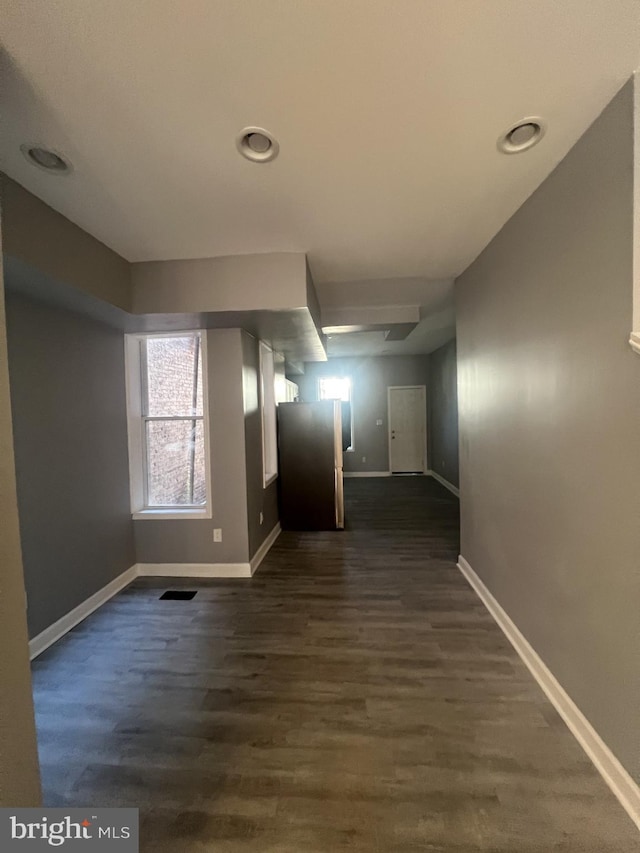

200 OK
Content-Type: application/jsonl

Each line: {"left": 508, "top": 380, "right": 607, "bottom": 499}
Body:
{"left": 318, "top": 375, "right": 354, "bottom": 451}
{"left": 631, "top": 74, "right": 639, "bottom": 355}
{"left": 259, "top": 341, "right": 278, "bottom": 487}
{"left": 125, "top": 330, "right": 212, "bottom": 520}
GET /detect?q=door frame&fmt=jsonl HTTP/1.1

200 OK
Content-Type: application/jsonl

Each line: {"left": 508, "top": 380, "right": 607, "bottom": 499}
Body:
{"left": 387, "top": 385, "right": 427, "bottom": 474}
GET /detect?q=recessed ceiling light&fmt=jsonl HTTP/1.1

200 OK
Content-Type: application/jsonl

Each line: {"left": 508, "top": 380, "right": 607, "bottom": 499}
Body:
{"left": 20, "top": 144, "right": 72, "bottom": 174}
{"left": 236, "top": 127, "right": 279, "bottom": 163}
{"left": 497, "top": 118, "right": 546, "bottom": 154}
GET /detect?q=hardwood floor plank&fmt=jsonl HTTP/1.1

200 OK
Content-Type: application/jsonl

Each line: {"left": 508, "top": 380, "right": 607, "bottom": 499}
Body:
{"left": 31, "top": 476, "right": 638, "bottom": 850}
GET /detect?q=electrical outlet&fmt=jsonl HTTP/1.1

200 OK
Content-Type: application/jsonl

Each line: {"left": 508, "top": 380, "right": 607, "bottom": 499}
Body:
{"left": 362, "top": 456, "right": 366, "bottom": 463}
{"left": 213, "top": 528, "right": 222, "bottom": 542}
{"left": 259, "top": 511, "right": 264, "bottom": 525}
{"left": 376, "top": 419, "right": 383, "bottom": 426}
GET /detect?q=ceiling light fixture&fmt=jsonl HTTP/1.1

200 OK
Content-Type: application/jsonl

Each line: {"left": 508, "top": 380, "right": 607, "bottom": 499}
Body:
{"left": 236, "top": 127, "right": 279, "bottom": 163}
{"left": 497, "top": 118, "right": 546, "bottom": 154}
{"left": 20, "top": 144, "right": 72, "bottom": 174}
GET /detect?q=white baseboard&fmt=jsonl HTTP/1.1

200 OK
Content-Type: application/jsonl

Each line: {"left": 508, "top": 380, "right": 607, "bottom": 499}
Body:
{"left": 29, "top": 565, "right": 138, "bottom": 660}
{"left": 457, "top": 555, "right": 640, "bottom": 832}
{"left": 29, "top": 527, "right": 284, "bottom": 659}
{"left": 427, "top": 469, "right": 460, "bottom": 497}
{"left": 250, "top": 522, "right": 281, "bottom": 575}
{"left": 343, "top": 471, "right": 391, "bottom": 478}
{"left": 135, "top": 562, "right": 252, "bottom": 578}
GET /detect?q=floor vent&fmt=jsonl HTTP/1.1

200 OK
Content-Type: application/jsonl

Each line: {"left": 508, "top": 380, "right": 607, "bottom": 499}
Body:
{"left": 159, "top": 590, "right": 197, "bottom": 600}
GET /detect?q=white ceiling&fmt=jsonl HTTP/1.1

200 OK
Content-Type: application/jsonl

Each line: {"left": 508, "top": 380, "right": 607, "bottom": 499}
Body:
{"left": 2, "top": 0, "right": 639, "bottom": 291}
{"left": 325, "top": 313, "right": 455, "bottom": 359}
{"left": 318, "top": 277, "right": 455, "bottom": 356}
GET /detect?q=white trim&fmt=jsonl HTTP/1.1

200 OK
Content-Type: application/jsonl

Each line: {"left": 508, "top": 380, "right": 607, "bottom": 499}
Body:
{"left": 132, "top": 507, "right": 211, "bottom": 521}
{"left": 136, "top": 562, "right": 252, "bottom": 578}
{"left": 457, "top": 555, "right": 640, "bottom": 832}
{"left": 343, "top": 471, "right": 391, "bottom": 478}
{"left": 250, "top": 522, "right": 281, "bottom": 574}
{"left": 427, "top": 469, "right": 460, "bottom": 497}
{"left": 124, "top": 334, "right": 144, "bottom": 512}
{"left": 632, "top": 74, "right": 639, "bottom": 356}
{"left": 29, "top": 565, "right": 138, "bottom": 660}
{"left": 29, "top": 526, "right": 284, "bottom": 658}
{"left": 200, "top": 331, "right": 213, "bottom": 514}
{"left": 387, "top": 385, "right": 427, "bottom": 474}
{"left": 259, "top": 341, "right": 279, "bottom": 488}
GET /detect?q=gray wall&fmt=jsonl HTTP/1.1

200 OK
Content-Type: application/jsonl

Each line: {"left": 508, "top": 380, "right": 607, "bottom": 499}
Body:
{"left": 132, "top": 252, "right": 308, "bottom": 314}
{"left": 0, "top": 236, "right": 41, "bottom": 806}
{"left": 456, "top": 80, "right": 640, "bottom": 781}
{"left": 5, "top": 292, "right": 135, "bottom": 638}
{"left": 134, "top": 328, "right": 251, "bottom": 565}
{"left": 242, "top": 332, "right": 280, "bottom": 559}
{"left": 2, "top": 176, "right": 131, "bottom": 312}
{"left": 296, "top": 356, "right": 430, "bottom": 473}
{"left": 427, "top": 339, "right": 459, "bottom": 488}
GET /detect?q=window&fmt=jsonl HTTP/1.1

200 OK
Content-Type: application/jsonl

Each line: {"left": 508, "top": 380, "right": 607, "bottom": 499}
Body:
{"left": 318, "top": 376, "right": 351, "bottom": 402}
{"left": 318, "top": 376, "right": 354, "bottom": 450}
{"left": 125, "top": 332, "right": 211, "bottom": 518}
{"left": 259, "top": 342, "right": 278, "bottom": 486}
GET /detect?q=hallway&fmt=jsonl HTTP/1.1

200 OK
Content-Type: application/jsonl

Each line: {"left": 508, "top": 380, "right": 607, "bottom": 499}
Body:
{"left": 31, "top": 477, "right": 637, "bottom": 851}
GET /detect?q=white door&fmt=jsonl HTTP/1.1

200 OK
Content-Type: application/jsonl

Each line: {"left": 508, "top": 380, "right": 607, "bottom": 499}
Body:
{"left": 388, "top": 386, "right": 427, "bottom": 473}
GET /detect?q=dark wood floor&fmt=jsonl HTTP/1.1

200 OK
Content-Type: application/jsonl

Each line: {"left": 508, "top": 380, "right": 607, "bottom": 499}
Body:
{"left": 32, "top": 477, "right": 638, "bottom": 851}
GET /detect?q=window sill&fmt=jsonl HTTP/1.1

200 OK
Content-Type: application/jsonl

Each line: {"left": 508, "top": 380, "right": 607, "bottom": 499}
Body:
{"left": 263, "top": 473, "right": 278, "bottom": 489}
{"left": 133, "top": 508, "right": 212, "bottom": 521}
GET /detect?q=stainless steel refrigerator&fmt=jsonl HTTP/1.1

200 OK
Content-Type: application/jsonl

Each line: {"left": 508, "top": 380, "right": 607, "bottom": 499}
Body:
{"left": 277, "top": 400, "right": 344, "bottom": 530}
